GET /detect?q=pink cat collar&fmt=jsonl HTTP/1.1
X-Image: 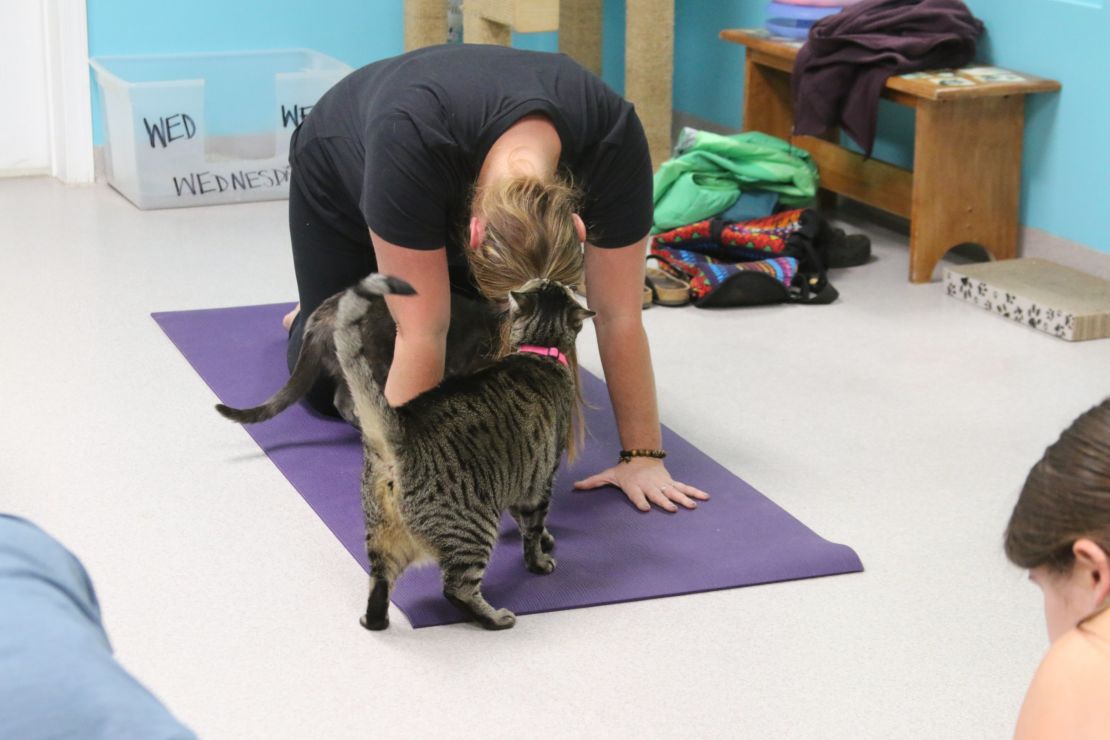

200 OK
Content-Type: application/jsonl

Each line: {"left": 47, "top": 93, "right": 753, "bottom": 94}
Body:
{"left": 517, "top": 345, "right": 569, "bottom": 367}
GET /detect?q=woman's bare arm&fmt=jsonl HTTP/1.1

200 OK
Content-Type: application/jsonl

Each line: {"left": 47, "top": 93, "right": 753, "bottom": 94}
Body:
{"left": 583, "top": 237, "right": 660, "bottom": 450}
{"left": 574, "top": 236, "right": 709, "bottom": 512}
{"left": 370, "top": 229, "right": 452, "bottom": 406}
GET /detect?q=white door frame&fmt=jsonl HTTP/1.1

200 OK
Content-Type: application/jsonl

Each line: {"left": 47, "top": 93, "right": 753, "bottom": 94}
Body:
{"left": 42, "top": 0, "right": 94, "bottom": 184}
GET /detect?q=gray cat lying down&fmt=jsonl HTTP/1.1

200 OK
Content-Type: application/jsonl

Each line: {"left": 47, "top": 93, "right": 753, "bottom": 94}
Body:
{"left": 334, "top": 275, "right": 592, "bottom": 630}
{"left": 215, "top": 288, "right": 501, "bottom": 427}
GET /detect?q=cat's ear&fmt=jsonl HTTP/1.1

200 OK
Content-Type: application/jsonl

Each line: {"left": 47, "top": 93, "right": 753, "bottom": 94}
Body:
{"left": 508, "top": 290, "right": 531, "bottom": 312}
{"left": 573, "top": 305, "right": 596, "bottom": 322}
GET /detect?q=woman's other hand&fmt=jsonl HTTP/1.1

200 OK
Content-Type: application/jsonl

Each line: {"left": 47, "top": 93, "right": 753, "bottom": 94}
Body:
{"left": 573, "top": 457, "right": 709, "bottom": 513}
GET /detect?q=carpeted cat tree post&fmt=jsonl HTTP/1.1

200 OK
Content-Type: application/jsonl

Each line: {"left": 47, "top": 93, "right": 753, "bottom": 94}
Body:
{"left": 559, "top": 0, "right": 603, "bottom": 76}
{"left": 625, "top": 0, "right": 674, "bottom": 170}
{"left": 462, "top": 0, "right": 559, "bottom": 45}
{"left": 405, "top": 0, "right": 447, "bottom": 50}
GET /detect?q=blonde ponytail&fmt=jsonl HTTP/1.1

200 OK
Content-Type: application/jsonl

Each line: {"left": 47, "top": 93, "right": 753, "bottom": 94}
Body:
{"left": 466, "top": 173, "right": 588, "bottom": 457}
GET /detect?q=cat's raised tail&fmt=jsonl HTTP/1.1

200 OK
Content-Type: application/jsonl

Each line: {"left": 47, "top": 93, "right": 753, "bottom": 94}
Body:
{"left": 334, "top": 274, "right": 416, "bottom": 470}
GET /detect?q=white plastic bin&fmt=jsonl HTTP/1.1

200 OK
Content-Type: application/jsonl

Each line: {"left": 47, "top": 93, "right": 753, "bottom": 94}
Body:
{"left": 90, "top": 49, "right": 351, "bottom": 209}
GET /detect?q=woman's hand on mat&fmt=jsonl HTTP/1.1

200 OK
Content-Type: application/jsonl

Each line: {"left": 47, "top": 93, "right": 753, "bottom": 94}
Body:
{"left": 573, "top": 458, "right": 709, "bottom": 513}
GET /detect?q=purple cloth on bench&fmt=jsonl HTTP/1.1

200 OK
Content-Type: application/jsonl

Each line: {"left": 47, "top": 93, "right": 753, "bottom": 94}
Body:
{"left": 792, "top": 0, "right": 984, "bottom": 155}
{"left": 153, "top": 303, "right": 862, "bottom": 627}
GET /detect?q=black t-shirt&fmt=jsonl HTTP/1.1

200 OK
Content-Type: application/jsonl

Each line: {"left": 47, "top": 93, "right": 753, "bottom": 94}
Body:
{"left": 289, "top": 44, "right": 653, "bottom": 256}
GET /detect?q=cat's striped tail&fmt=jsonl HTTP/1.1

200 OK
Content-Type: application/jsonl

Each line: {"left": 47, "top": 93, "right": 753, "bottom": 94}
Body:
{"left": 214, "top": 304, "right": 331, "bottom": 424}
{"left": 334, "top": 274, "right": 414, "bottom": 471}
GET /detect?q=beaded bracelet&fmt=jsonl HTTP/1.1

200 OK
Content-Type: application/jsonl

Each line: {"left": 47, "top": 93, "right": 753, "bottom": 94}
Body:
{"left": 618, "top": 448, "right": 667, "bottom": 464}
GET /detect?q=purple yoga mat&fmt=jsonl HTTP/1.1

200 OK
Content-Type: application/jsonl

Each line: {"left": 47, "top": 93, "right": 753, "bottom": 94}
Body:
{"left": 154, "top": 303, "right": 862, "bottom": 627}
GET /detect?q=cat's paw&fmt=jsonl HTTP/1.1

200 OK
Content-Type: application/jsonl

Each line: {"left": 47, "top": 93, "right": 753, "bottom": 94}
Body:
{"left": 481, "top": 608, "right": 516, "bottom": 630}
{"left": 360, "top": 613, "right": 390, "bottom": 631}
{"left": 526, "top": 553, "right": 556, "bottom": 575}
{"left": 540, "top": 530, "right": 556, "bottom": 553}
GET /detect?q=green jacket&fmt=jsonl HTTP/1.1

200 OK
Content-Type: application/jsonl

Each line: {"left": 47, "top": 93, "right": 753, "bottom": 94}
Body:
{"left": 652, "top": 128, "right": 819, "bottom": 233}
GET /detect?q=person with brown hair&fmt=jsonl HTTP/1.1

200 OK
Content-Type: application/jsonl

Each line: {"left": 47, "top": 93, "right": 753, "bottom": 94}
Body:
{"left": 281, "top": 43, "right": 707, "bottom": 513}
{"left": 1005, "top": 398, "right": 1110, "bottom": 739}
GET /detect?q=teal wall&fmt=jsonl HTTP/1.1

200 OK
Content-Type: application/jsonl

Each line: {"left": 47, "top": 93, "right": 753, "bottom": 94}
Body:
{"left": 86, "top": 0, "right": 1105, "bottom": 252}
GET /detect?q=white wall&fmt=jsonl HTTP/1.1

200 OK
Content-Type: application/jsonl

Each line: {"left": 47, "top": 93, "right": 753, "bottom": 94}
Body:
{"left": 0, "top": 1, "right": 52, "bottom": 176}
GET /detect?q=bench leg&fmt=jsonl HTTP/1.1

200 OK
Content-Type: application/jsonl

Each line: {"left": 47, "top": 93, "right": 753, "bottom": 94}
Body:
{"left": 910, "top": 95, "right": 1024, "bottom": 283}
{"left": 744, "top": 58, "right": 840, "bottom": 213}
{"left": 743, "top": 57, "right": 794, "bottom": 138}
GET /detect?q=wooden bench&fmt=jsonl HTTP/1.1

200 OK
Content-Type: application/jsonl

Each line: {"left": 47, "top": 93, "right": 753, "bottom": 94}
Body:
{"left": 720, "top": 28, "right": 1061, "bottom": 283}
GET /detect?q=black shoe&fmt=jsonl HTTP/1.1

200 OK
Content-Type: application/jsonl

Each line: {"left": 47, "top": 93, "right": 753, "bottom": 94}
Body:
{"left": 816, "top": 219, "right": 872, "bottom": 268}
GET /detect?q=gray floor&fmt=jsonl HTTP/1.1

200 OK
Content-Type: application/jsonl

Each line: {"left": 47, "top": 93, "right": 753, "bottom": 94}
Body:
{"left": 3, "top": 176, "right": 1109, "bottom": 739}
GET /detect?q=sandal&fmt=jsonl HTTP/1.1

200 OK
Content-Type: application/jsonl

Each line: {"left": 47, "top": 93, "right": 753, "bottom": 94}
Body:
{"left": 645, "top": 260, "right": 692, "bottom": 306}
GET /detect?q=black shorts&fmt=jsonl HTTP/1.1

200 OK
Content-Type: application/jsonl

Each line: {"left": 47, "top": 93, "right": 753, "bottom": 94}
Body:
{"left": 286, "top": 165, "right": 482, "bottom": 417}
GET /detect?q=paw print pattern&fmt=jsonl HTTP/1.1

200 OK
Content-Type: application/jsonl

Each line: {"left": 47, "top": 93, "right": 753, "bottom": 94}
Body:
{"left": 947, "top": 272, "right": 1079, "bottom": 340}
{"left": 1027, "top": 305, "right": 1043, "bottom": 328}
{"left": 959, "top": 276, "right": 973, "bottom": 300}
